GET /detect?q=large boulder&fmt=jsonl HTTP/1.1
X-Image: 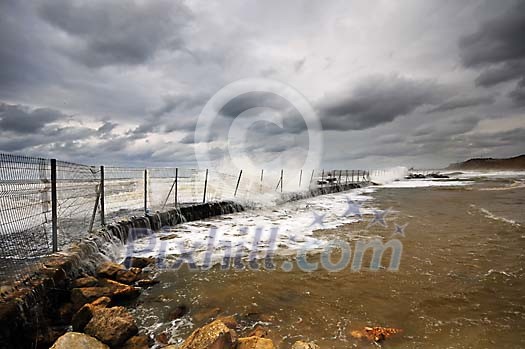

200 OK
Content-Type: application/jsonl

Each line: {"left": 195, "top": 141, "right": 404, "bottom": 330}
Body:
{"left": 84, "top": 306, "right": 138, "bottom": 347}
{"left": 71, "top": 296, "right": 111, "bottom": 331}
{"left": 179, "top": 319, "right": 237, "bottom": 349}
{"left": 122, "top": 256, "right": 155, "bottom": 269}
{"left": 291, "top": 341, "right": 320, "bottom": 349}
{"left": 98, "top": 278, "right": 141, "bottom": 301}
{"left": 97, "top": 261, "right": 125, "bottom": 278}
{"left": 50, "top": 332, "right": 108, "bottom": 349}
{"left": 237, "top": 336, "right": 275, "bottom": 349}
{"left": 71, "top": 287, "right": 112, "bottom": 308}
{"left": 72, "top": 276, "right": 99, "bottom": 288}
{"left": 115, "top": 268, "right": 142, "bottom": 285}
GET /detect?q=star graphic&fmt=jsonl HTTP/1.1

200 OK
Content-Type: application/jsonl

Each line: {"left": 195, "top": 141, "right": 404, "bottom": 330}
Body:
{"left": 367, "top": 208, "right": 391, "bottom": 228}
{"left": 392, "top": 223, "right": 408, "bottom": 237}
{"left": 310, "top": 211, "right": 326, "bottom": 227}
{"left": 343, "top": 197, "right": 362, "bottom": 218}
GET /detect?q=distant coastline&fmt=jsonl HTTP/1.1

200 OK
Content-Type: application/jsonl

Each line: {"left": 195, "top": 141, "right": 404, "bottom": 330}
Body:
{"left": 447, "top": 154, "right": 525, "bottom": 170}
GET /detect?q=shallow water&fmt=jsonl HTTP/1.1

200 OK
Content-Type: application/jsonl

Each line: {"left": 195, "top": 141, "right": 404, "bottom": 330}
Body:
{"left": 130, "top": 174, "right": 525, "bottom": 348}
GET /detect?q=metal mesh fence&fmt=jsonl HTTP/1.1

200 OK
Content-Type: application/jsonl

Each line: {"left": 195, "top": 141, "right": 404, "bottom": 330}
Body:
{"left": 0, "top": 152, "right": 371, "bottom": 282}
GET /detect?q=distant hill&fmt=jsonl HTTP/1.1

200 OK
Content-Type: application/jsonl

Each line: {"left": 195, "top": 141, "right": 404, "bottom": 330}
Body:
{"left": 447, "top": 155, "right": 525, "bottom": 170}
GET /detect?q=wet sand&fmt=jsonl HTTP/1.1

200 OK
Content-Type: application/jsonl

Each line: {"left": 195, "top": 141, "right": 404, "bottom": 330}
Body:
{"left": 132, "top": 180, "right": 525, "bottom": 348}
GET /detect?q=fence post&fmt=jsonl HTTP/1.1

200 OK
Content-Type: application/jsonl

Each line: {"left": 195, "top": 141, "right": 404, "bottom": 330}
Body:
{"left": 51, "top": 159, "right": 58, "bottom": 253}
{"left": 175, "top": 168, "right": 178, "bottom": 206}
{"left": 280, "top": 169, "right": 283, "bottom": 192}
{"left": 144, "top": 169, "right": 148, "bottom": 214}
{"left": 310, "top": 169, "right": 315, "bottom": 187}
{"left": 203, "top": 169, "right": 208, "bottom": 203}
{"left": 299, "top": 169, "right": 302, "bottom": 188}
{"left": 345, "top": 170, "right": 348, "bottom": 185}
{"left": 338, "top": 170, "right": 342, "bottom": 185}
{"left": 351, "top": 170, "right": 354, "bottom": 183}
{"left": 234, "top": 170, "right": 243, "bottom": 197}
{"left": 321, "top": 169, "right": 324, "bottom": 188}
{"left": 357, "top": 170, "right": 360, "bottom": 183}
{"left": 260, "top": 169, "right": 264, "bottom": 193}
{"left": 100, "top": 166, "right": 105, "bottom": 225}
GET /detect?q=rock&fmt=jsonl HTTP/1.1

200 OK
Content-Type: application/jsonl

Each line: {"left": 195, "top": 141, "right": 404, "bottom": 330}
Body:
{"left": 98, "top": 278, "right": 141, "bottom": 301}
{"left": 291, "top": 341, "right": 320, "bottom": 349}
{"left": 84, "top": 306, "right": 138, "bottom": 347}
{"left": 193, "top": 306, "right": 221, "bottom": 322}
{"left": 72, "top": 276, "right": 99, "bottom": 288}
{"left": 169, "top": 305, "right": 188, "bottom": 320}
{"left": 247, "top": 325, "right": 268, "bottom": 338}
{"left": 50, "top": 332, "right": 109, "bottom": 349}
{"left": 156, "top": 331, "right": 170, "bottom": 345}
{"left": 72, "top": 303, "right": 96, "bottom": 332}
{"left": 71, "top": 287, "right": 112, "bottom": 308}
{"left": 237, "top": 336, "right": 275, "bottom": 349}
{"left": 115, "top": 269, "right": 141, "bottom": 285}
{"left": 97, "top": 261, "right": 126, "bottom": 278}
{"left": 72, "top": 296, "right": 112, "bottom": 332}
{"left": 136, "top": 278, "right": 160, "bottom": 288}
{"left": 119, "top": 335, "right": 150, "bottom": 349}
{"left": 122, "top": 257, "right": 155, "bottom": 269}
{"left": 92, "top": 296, "right": 112, "bottom": 307}
{"left": 349, "top": 326, "right": 403, "bottom": 342}
{"left": 179, "top": 319, "right": 236, "bottom": 349}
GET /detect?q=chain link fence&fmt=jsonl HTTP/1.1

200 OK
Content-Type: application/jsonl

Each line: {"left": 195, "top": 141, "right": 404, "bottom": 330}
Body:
{"left": 0, "top": 152, "right": 371, "bottom": 282}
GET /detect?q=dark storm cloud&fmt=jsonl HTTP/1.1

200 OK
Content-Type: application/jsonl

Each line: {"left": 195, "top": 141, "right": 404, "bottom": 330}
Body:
{"left": 0, "top": 103, "right": 66, "bottom": 133}
{"left": 317, "top": 75, "right": 445, "bottom": 131}
{"left": 218, "top": 92, "right": 293, "bottom": 118}
{"left": 459, "top": 1, "right": 525, "bottom": 106}
{"left": 475, "top": 60, "right": 525, "bottom": 87}
{"left": 427, "top": 96, "right": 494, "bottom": 113}
{"left": 459, "top": 2, "right": 525, "bottom": 67}
{"left": 38, "top": 0, "right": 191, "bottom": 68}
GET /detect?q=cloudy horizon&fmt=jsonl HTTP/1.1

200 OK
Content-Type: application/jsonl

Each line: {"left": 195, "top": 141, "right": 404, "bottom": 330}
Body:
{"left": 1, "top": 0, "right": 524, "bottom": 170}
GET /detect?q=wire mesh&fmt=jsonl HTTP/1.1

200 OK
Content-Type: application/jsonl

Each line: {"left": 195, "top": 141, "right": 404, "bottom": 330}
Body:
{"left": 0, "top": 153, "right": 51, "bottom": 282}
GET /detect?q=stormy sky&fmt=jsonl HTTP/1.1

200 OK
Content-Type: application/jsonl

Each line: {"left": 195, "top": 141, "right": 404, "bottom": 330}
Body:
{"left": 0, "top": 0, "right": 524, "bottom": 169}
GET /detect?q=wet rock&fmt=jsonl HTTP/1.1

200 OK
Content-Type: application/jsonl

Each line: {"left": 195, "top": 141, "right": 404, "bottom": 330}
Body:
{"left": 291, "top": 340, "right": 320, "bottom": 349}
{"left": 72, "top": 303, "right": 96, "bottom": 332}
{"left": 72, "top": 276, "right": 99, "bottom": 288}
{"left": 72, "top": 296, "right": 112, "bottom": 331}
{"left": 97, "top": 261, "right": 126, "bottom": 278}
{"left": 99, "top": 278, "right": 141, "bottom": 301}
{"left": 179, "top": 319, "right": 237, "bottom": 349}
{"left": 237, "top": 336, "right": 275, "bottom": 349}
{"left": 136, "top": 278, "right": 160, "bottom": 288}
{"left": 71, "top": 287, "right": 112, "bottom": 308}
{"left": 349, "top": 326, "right": 403, "bottom": 342}
{"left": 115, "top": 269, "right": 141, "bottom": 285}
{"left": 50, "top": 332, "right": 109, "bottom": 349}
{"left": 123, "top": 257, "right": 155, "bottom": 269}
{"left": 169, "top": 305, "right": 188, "bottom": 320}
{"left": 118, "top": 335, "right": 150, "bottom": 349}
{"left": 156, "top": 331, "right": 170, "bottom": 345}
{"left": 84, "top": 306, "right": 138, "bottom": 347}
{"left": 193, "top": 306, "right": 221, "bottom": 322}
{"left": 92, "top": 296, "right": 112, "bottom": 307}
{"left": 247, "top": 325, "right": 268, "bottom": 338}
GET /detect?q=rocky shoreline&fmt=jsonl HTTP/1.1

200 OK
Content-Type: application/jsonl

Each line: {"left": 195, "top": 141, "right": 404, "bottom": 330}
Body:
{"left": 47, "top": 257, "right": 325, "bottom": 349}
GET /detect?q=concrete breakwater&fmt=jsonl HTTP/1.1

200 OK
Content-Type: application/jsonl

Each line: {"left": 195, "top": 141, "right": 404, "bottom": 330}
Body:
{"left": 0, "top": 182, "right": 365, "bottom": 349}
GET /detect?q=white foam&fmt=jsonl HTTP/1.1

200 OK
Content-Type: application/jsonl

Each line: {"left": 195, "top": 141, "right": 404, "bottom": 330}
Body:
{"left": 122, "top": 187, "right": 377, "bottom": 266}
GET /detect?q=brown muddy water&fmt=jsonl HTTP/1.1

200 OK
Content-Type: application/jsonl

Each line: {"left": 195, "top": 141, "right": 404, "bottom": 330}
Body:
{"left": 131, "top": 177, "right": 525, "bottom": 348}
